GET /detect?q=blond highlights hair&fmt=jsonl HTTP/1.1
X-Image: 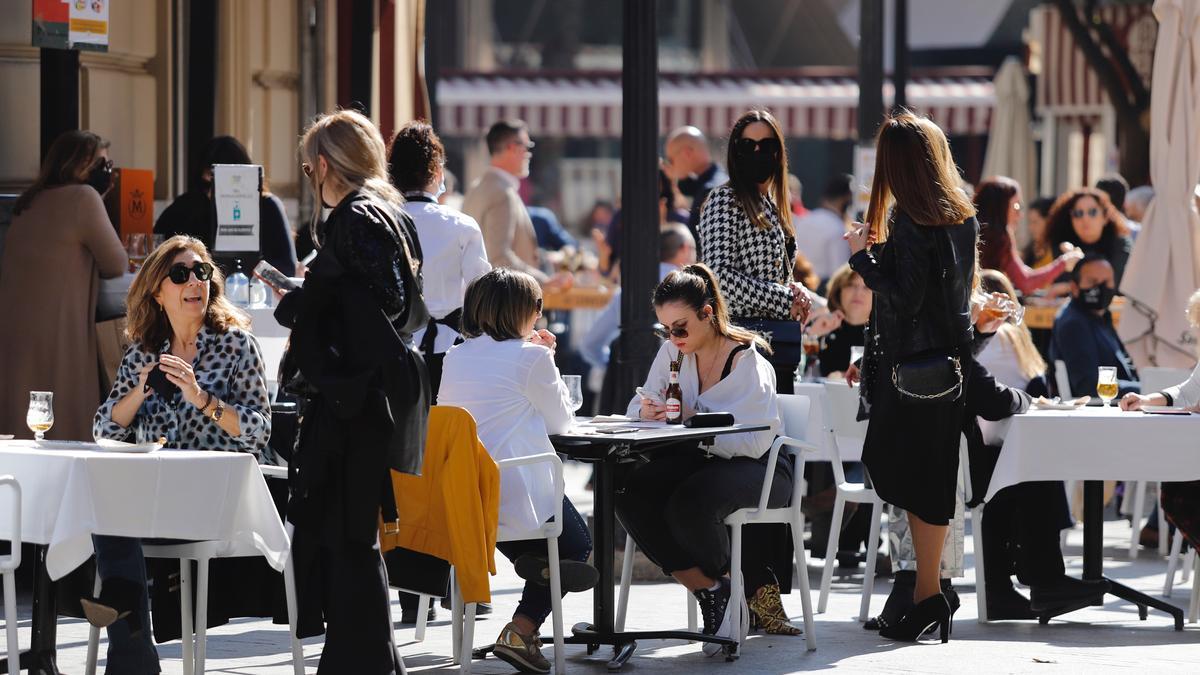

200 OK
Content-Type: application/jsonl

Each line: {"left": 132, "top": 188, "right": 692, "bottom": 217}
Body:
{"left": 980, "top": 270, "right": 1046, "bottom": 381}
{"left": 125, "top": 236, "right": 249, "bottom": 348}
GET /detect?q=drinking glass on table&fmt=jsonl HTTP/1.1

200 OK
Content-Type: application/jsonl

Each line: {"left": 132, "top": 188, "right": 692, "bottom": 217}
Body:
{"left": 124, "top": 233, "right": 149, "bottom": 272}
{"left": 802, "top": 333, "right": 822, "bottom": 381}
{"left": 1097, "top": 367, "right": 1118, "bottom": 406}
{"left": 563, "top": 374, "right": 584, "bottom": 414}
{"left": 26, "top": 391, "right": 54, "bottom": 441}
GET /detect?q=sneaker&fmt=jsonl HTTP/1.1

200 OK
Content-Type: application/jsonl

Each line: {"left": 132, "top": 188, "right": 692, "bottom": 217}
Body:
{"left": 693, "top": 578, "right": 733, "bottom": 657}
{"left": 493, "top": 622, "right": 550, "bottom": 674}
{"left": 514, "top": 554, "right": 600, "bottom": 592}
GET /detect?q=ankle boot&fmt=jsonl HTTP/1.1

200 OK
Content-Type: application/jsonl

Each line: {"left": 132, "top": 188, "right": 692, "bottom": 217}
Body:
{"left": 879, "top": 593, "right": 952, "bottom": 643}
{"left": 863, "top": 570, "right": 915, "bottom": 630}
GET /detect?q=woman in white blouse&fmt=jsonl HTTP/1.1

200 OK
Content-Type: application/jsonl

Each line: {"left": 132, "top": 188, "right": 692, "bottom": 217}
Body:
{"left": 618, "top": 263, "right": 794, "bottom": 652}
{"left": 438, "top": 268, "right": 596, "bottom": 674}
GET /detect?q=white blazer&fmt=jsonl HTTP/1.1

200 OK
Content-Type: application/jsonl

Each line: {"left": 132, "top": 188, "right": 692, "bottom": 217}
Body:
{"left": 439, "top": 336, "right": 574, "bottom": 533}
{"left": 1163, "top": 362, "right": 1200, "bottom": 408}
{"left": 626, "top": 341, "right": 781, "bottom": 460}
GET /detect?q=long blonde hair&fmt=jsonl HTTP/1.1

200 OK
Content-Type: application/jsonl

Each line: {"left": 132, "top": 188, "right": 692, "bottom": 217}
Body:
{"left": 980, "top": 270, "right": 1046, "bottom": 381}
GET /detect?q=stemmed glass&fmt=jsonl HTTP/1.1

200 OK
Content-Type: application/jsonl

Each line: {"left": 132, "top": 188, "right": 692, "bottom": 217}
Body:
{"left": 1097, "top": 367, "right": 1118, "bottom": 407}
{"left": 802, "top": 333, "right": 823, "bottom": 382}
{"left": 27, "top": 391, "right": 54, "bottom": 441}
{"left": 563, "top": 375, "right": 584, "bottom": 415}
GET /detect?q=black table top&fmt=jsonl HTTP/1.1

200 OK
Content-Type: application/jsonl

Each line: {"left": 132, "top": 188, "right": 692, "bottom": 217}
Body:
{"left": 551, "top": 419, "right": 770, "bottom": 446}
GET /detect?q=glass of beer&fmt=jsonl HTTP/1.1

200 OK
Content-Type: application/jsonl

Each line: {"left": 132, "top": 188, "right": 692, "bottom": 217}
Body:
{"left": 27, "top": 391, "right": 54, "bottom": 441}
{"left": 1097, "top": 367, "right": 1118, "bottom": 406}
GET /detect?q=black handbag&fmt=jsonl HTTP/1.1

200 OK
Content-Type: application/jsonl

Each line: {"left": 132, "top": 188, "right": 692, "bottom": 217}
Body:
{"left": 890, "top": 228, "right": 965, "bottom": 404}
{"left": 732, "top": 317, "right": 803, "bottom": 364}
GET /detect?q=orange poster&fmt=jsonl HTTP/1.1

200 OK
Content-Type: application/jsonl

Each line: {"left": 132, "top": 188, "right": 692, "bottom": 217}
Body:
{"left": 114, "top": 168, "right": 154, "bottom": 237}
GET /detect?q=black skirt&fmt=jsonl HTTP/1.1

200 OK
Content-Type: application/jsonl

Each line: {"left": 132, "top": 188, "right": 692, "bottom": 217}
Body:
{"left": 861, "top": 353, "right": 970, "bottom": 526}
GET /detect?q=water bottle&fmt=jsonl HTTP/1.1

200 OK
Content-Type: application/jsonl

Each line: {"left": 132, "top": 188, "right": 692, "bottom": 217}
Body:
{"left": 227, "top": 259, "right": 251, "bottom": 308}
{"left": 248, "top": 272, "right": 269, "bottom": 308}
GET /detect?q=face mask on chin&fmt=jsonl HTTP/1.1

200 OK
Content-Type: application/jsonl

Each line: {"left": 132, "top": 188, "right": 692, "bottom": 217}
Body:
{"left": 1077, "top": 284, "right": 1116, "bottom": 311}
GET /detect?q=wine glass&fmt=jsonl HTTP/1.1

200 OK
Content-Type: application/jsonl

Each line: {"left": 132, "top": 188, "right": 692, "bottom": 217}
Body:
{"left": 1097, "top": 367, "right": 1118, "bottom": 407}
{"left": 27, "top": 391, "right": 54, "bottom": 441}
{"left": 563, "top": 375, "right": 584, "bottom": 415}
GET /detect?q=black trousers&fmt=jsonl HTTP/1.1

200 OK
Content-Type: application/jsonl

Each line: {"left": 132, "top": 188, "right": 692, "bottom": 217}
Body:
{"left": 495, "top": 497, "right": 594, "bottom": 627}
{"left": 616, "top": 446, "right": 792, "bottom": 593}
{"left": 982, "top": 481, "right": 1070, "bottom": 587}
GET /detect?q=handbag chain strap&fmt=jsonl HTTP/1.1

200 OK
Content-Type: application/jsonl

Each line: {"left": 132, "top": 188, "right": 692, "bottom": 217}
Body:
{"left": 891, "top": 356, "right": 963, "bottom": 400}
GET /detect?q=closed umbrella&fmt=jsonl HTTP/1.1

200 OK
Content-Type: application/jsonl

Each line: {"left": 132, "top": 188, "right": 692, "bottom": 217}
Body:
{"left": 982, "top": 57, "right": 1037, "bottom": 209}
{"left": 1119, "top": 0, "right": 1200, "bottom": 369}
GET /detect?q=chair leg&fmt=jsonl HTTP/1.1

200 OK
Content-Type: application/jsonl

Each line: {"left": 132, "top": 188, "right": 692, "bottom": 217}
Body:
{"left": 181, "top": 560, "right": 195, "bottom": 675}
{"left": 86, "top": 572, "right": 102, "bottom": 675}
{"left": 1164, "top": 529, "right": 1184, "bottom": 598}
{"left": 1185, "top": 547, "right": 1196, "bottom": 585}
{"left": 817, "top": 492, "right": 847, "bottom": 613}
{"left": 729, "top": 524, "right": 744, "bottom": 650}
{"left": 615, "top": 533, "right": 635, "bottom": 633}
{"left": 195, "top": 558, "right": 210, "bottom": 675}
{"left": 4, "top": 571, "right": 18, "bottom": 675}
{"left": 283, "top": 552, "right": 304, "bottom": 675}
{"left": 687, "top": 589, "right": 698, "bottom": 633}
{"left": 450, "top": 569, "right": 463, "bottom": 665}
{"left": 547, "top": 536, "right": 566, "bottom": 674}
{"left": 971, "top": 506, "right": 988, "bottom": 623}
{"left": 859, "top": 501, "right": 881, "bottom": 622}
{"left": 1157, "top": 484, "right": 1169, "bottom": 557}
{"left": 789, "top": 515, "right": 816, "bottom": 652}
{"left": 1190, "top": 554, "right": 1200, "bottom": 624}
{"left": 460, "top": 601, "right": 476, "bottom": 675}
{"left": 1130, "top": 481, "right": 1147, "bottom": 557}
{"left": 414, "top": 594, "right": 430, "bottom": 642}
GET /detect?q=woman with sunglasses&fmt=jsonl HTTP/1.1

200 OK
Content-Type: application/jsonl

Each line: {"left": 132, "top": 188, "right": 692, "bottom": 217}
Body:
{"left": 0, "top": 130, "right": 127, "bottom": 442}
{"left": 1046, "top": 187, "right": 1133, "bottom": 287}
{"left": 89, "top": 235, "right": 271, "bottom": 673}
{"left": 618, "top": 263, "right": 794, "bottom": 653}
{"left": 974, "top": 176, "right": 1082, "bottom": 295}
{"left": 697, "top": 109, "right": 813, "bottom": 396}
{"left": 439, "top": 268, "right": 597, "bottom": 674}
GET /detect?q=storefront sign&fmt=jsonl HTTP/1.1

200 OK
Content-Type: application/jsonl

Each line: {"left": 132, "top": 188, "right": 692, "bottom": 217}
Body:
{"left": 212, "top": 164, "right": 262, "bottom": 253}
{"left": 32, "top": 0, "right": 109, "bottom": 52}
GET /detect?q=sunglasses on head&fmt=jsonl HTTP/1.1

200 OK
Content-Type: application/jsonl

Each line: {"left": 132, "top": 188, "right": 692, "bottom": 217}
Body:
{"left": 167, "top": 262, "right": 214, "bottom": 285}
{"left": 733, "top": 137, "right": 781, "bottom": 155}
{"left": 1071, "top": 207, "right": 1100, "bottom": 218}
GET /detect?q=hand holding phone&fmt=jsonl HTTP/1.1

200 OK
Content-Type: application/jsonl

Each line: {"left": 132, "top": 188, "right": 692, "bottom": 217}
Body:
{"left": 253, "top": 259, "right": 299, "bottom": 295}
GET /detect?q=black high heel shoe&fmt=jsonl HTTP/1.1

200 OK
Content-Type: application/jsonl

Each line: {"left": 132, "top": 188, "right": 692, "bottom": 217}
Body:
{"left": 80, "top": 577, "right": 143, "bottom": 634}
{"left": 878, "top": 593, "right": 951, "bottom": 643}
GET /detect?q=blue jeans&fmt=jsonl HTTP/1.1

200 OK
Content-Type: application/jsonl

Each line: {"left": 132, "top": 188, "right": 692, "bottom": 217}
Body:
{"left": 495, "top": 497, "right": 592, "bottom": 627}
{"left": 91, "top": 535, "right": 160, "bottom": 674}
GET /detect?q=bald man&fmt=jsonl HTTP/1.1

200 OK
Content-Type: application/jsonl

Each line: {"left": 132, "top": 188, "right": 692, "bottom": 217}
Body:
{"left": 663, "top": 125, "right": 727, "bottom": 258}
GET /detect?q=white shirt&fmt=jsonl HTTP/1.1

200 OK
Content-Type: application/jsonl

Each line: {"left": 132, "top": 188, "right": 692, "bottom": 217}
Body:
{"left": 793, "top": 207, "right": 850, "bottom": 280}
{"left": 439, "top": 337, "right": 574, "bottom": 534}
{"left": 1163, "top": 362, "right": 1200, "bottom": 408}
{"left": 402, "top": 198, "right": 491, "bottom": 353}
{"left": 976, "top": 336, "right": 1029, "bottom": 390}
{"left": 625, "top": 341, "right": 781, "bottom": 460}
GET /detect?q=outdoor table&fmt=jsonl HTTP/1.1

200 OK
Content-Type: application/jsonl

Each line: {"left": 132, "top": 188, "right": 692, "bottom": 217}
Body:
{"left": 546, "top": 419, "right": 770, "bottom": 670}
{"left": 543, "top": 286, "right": 615, "bottom": 311}
{"left": 984, "top": 406, "right": 1200, "bottom": 630}
{"left": 0, "top": 441, "right": 289, "bottom": 674}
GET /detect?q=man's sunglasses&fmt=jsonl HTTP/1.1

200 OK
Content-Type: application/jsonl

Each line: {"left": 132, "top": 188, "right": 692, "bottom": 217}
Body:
{"left": 733, "top": 137, "right": 781, "bottom": 155}
{"left": 167, "top": 262, "right": 214, "bottom": 285}
{"left": 1071, "top": 207, "right": 1100, "bottom": 218}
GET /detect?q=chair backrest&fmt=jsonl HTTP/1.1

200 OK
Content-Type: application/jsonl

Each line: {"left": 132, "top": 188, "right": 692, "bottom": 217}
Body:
{"left": 1140, "top": 367, "right": 1192, "bottom": 397}
{"left": 1054, "top": 360, "right": 1073, "bottom": 399}
{"left": 822, "top": 382, "right": 866, "bottom": 442}
{"left": 773, "top": 394, "right": 811, "bottom": 512}
{"left": 0, "top": 476, "right": 20, "bottom": 571}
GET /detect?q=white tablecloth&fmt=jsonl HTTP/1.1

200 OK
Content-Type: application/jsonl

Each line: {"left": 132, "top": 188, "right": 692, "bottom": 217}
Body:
{"left": 0, "top": 441, "right": 289, "bottom": 580}
{"left": 985, "top": 407, "right": 1200, "bottom": 501}
{"left": 794, "top": 381, "right": 863, "bottom": 462}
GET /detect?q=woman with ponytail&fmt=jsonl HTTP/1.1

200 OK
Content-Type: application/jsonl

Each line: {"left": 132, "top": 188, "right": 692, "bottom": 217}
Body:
{"left": 617, "top": 263, "right": 798, "bottom": 652}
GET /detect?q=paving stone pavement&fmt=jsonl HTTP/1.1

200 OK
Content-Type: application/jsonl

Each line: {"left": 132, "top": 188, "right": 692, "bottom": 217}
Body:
{"left": 6, "top": 465, "right": 1199, "bottom": 674}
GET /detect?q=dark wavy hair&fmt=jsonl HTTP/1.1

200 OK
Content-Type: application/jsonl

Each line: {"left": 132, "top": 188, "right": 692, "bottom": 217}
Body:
{"left": 15, "top": 130, "right": 109, "bottom": 215}
{"left": 724, "top": 109, "right": 793, "bottom": 237}
{"left": 973, "top": 176, "right": 1020, "bottom": 271}
{"left": 653, "top": 263, "right": 771, "bottom": 354}
{"left": 388, "top": 121, "right": 446, "bottom": 193}
{"left": 1046, "top": 187, "right": 1119, "bottom": 252}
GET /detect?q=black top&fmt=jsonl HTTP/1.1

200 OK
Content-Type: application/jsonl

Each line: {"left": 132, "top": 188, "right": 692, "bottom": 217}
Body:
{"left": 154, "top": 190, "right": 298, "bottom": 276}
{"left": 720, "top": 343, "right": 752, "bottom": 380}
{"left": 817, "top": 322, "right": 867, "bottom": 376}
{"left": 1048, "top": 298, "right": 1140, "bottom": 398}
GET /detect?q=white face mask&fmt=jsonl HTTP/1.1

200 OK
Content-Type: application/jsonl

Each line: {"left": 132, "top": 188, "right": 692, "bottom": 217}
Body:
{"left": 434, "top": 179, "right": 446, "bottom": 199}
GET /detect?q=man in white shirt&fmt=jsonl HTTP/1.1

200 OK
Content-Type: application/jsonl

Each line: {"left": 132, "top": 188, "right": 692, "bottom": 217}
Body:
{"left": 794, "top": 174, "right": 854, "bottom": 285}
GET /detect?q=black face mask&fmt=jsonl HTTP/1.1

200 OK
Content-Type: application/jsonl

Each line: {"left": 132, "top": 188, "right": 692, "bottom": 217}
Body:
{"left": 733, "top": 151, "right": 776, "bottom": 185}
{"left": 86, "top": 161, "right": 113, "bottom": 196}
{"left": 1078, "top": 284, "right": 1116, "bottom": 311}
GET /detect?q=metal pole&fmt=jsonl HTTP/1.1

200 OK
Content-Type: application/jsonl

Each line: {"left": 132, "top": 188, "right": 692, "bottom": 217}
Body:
{"left": 893, "top": 0, "right": 908, "bottom": 112}
{"left": 615, "top": 0, "right": 660, "bottom": 405}
{"left": 858, "top": 0, "right": 884, "bottom": 143}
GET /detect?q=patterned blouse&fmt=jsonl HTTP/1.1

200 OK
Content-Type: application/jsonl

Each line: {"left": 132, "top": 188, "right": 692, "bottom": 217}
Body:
{"left": 698, "top": 184, "right": 795, "bottom": 319}
{"left": 93, "top": 325, "right": 274, "bottom": 464}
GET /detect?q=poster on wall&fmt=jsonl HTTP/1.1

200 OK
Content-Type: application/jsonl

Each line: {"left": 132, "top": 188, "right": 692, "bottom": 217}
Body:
{"left": 212, "top": 164, "right": 262, "bottom": 254}
{"left": 32, "top": 0, "right": 109, "bottom": 52}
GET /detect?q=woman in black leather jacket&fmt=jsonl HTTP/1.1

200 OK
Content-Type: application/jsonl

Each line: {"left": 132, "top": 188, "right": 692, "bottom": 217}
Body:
{"left": 845, "top": 112, "right": 979, "bottom": 643}
{"left": 276, "top": 109, "right": 429, "bottom": 674}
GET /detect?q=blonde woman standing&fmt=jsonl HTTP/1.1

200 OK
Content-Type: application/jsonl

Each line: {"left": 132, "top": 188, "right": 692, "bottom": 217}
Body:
{"left": 276, "top": 109, "right": 429, "bottom": 674}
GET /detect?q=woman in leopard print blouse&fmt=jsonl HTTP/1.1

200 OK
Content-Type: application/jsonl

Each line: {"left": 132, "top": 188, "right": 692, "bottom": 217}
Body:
{"left": 88, "top": 235, "right": 272, "bottom": 673}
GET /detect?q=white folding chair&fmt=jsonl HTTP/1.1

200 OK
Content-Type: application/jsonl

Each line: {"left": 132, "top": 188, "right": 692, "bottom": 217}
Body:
{"left": 817, "top": 382, "right": 884, "bottom": 621}
{"left": 453, "top": 452, "right": 566, "bottom": 674}
{"left": 1053, "top": 360, "right": 1079, "bottom": 550}
{"left": 960, "top": 436, "right": 989, "bottom": 623}
{"left": 86, "top": 466, "right": 303, "bottom": 675}
{"left": 1130, "top": 368, "right": 1190, "bottom": 557}
{"left": 615, "top": 394, "right": 819, "bottom": 655}
{"left": 1163, "top": 528, "right": 1197, "bottom": 607}
{"left": 0, "top": 476, "right": 21, "bottom": 675}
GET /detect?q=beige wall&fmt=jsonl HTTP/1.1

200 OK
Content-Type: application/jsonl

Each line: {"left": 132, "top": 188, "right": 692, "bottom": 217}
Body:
{"left": 0, "top": 2, "right": 42, "bottom": 192}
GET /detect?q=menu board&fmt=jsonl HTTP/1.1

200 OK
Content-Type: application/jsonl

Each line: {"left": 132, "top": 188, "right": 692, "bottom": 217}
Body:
{"left": 212, "top": 164, "right": 262, "bottom": 253}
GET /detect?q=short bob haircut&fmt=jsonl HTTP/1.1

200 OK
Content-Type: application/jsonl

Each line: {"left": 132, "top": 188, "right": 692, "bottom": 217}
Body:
{"left": 460, "top": 268, "right": 542, "bottom": 341}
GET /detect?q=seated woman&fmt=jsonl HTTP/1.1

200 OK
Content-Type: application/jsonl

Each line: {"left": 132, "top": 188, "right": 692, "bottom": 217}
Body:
{"left": 438, "top": 268, "right": 597, "bottom": 675}
{"left": 1121, "top": 288, "right": 1200, "bottom": 552}
{"left": 89, "top": 235, "right": 272, "bottom": 674}
{"left": 618, "top": 263, "right": 790, "bottom": 653}
{"left": 808, "top": 263, "right": 871, "bottom": 377}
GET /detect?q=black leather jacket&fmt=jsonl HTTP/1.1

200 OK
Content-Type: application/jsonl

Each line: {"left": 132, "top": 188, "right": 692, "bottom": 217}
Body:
{"left": 850, "top": 211, "right": 978, "bottom": 361}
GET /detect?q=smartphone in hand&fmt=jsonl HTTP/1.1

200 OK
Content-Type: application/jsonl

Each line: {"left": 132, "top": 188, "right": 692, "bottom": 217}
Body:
{"left": 253, "top": 259, "right": 299, "bottom": 294}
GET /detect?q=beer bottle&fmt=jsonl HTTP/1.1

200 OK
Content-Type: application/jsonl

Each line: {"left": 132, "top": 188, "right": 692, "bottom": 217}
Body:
{"left": 665, "top": 359, "right": 684, "bottom": 424}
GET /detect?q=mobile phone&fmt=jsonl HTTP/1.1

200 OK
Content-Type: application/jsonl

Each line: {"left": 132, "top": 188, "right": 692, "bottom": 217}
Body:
{"left": 253, "top": 259, "right": 299, "bottom": 294}
{"left": 635, "top": 387, "right": 664, "bottom": 404}
{"left": 595, "top": 426, "right": 638, "bottom": 434}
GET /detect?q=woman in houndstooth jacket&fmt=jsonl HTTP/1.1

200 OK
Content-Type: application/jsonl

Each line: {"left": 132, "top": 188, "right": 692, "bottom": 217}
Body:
{"left": 698, "top": 109, "right": 813, "bottom": 395}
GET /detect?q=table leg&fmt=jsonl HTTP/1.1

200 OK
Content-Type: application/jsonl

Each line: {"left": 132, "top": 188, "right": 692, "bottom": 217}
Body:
{"left": 0, "top": 545, "right": 61, "bottom": 675}
{"left": 1082, "top": 481, "right": 1103, "bottom": 580}
{"left": 593, "top": 451, "right": 616, "bottom": 636}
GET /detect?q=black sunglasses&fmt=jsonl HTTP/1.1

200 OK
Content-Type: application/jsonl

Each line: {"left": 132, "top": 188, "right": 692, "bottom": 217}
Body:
{"left": 654, "top": 311, "right": 710, "bottom": 340}
{"left": 167, "top": 262, "right": 214, "bottom": 285}
{"left": 733, "top": 137, "right": 781, "bottom": 155}
{"left": 1071, "top": 207, "right": 1101, "bottom": 218}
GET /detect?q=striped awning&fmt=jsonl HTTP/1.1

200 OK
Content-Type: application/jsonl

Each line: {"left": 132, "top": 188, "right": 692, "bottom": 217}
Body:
{"left": 436, "top": 70, "right": 995, "bottom": 141}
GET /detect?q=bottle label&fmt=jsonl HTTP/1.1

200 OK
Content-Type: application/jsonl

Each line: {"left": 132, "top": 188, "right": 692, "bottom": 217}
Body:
{"left": 669, "top": 371, "right": 679, "bottom": 383}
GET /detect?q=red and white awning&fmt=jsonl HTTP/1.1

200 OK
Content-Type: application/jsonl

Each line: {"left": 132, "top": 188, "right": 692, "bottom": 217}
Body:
{"left": 436, "top": 71, "right": 995, "bottom": 141}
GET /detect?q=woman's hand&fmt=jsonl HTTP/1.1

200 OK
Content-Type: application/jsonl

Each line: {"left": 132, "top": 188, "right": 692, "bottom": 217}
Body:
{"left": 639, "top": 396, "right": 667, "bottom": 421}
{"left": 844, "top": 222, "right": 871, "bottom": 255}
{"left": 135, "top": 361, "right": 157, "bottom": 398}
{"left": 806, "top": 309, "right": 844, "bottom": 337}
{"left": 789, "top": 283, "right": 813, "bottom": 322}
{"left": 1058, "top": 244, "right": 1084, "bottom": 272}
{"left": 975, "top": 293, "right": 1010, "bottom": 334}
{"left": 529, "top": 329, "right": 558, "bottom": 353}
{"left": 159, "top": 354, "right": 205, "bottom": 408}
{"left": 1119, "top": 393, "right": 1150, "bottom": 411}
{"left": 845, "top": 362, "right": 861, "bottom": 387}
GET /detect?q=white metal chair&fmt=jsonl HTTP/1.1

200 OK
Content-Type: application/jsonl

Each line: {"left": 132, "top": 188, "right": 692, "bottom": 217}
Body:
{"left": 816, "top": 382, "right": 884, "bottom": 621}
{"left": 86, "top": 466, "right": 303, "bottom": 675}
{"left": 1130, "top": 367, "right": 1190, "bottom": 557}
{"left": 0, "top": 476, "right": 21, "bottom": 675}
{"left": 614, "top": 394, "right": 819, "bottom": 655}
{"left": 452, "top": 452, "right": 567, "bottom": 674}
{"left": 959, "top": 436, "right": 989, "bottom": 623}
{"left": 1163, "top": 528, "right": 1197, "bottom": 607}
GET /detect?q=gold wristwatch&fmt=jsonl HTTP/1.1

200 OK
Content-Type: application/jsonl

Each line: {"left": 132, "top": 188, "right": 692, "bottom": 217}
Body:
{"left": 211, "top": 399, "right": 225, "bottom": 422}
